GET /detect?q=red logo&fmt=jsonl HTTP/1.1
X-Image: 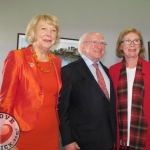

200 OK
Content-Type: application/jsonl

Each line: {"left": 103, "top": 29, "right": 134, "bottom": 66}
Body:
{"left": 0, "top": 113, "right": 20, "bottom": 150}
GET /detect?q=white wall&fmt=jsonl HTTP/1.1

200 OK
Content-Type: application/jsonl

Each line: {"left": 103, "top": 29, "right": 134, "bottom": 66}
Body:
{"left": 1, "top": 1, "right": 150, "bottom": 75}
{"left": 0, "top": 0, "right": 150, "bottom": 149}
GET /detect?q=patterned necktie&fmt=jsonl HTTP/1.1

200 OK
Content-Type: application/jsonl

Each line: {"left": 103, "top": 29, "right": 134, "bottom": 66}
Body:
{"left": 93, "top": 63, "right": 109, "bottom": 100}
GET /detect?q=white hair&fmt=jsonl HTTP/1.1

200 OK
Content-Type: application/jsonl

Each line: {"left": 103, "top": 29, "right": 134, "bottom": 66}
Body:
{"left": 78, "top": 32, "right": 101, "bottom": 55}
{"left": 78, "top": 33, "right": 88, "bottom": 55}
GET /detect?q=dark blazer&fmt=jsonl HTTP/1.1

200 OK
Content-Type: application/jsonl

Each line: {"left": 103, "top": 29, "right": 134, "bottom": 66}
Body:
{"left": 58, "top": 57, "right": 116, "bottom": 150}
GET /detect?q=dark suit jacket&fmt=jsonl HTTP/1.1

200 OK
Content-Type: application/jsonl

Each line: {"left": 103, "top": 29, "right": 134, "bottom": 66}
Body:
{"left": 58, "top": 57, "right": 116, "bottom": 150}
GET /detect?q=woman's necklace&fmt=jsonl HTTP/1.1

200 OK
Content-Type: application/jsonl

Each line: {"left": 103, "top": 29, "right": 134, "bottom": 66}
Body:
{"left": 31, "top": 47, "right": 52, "bottom": 73}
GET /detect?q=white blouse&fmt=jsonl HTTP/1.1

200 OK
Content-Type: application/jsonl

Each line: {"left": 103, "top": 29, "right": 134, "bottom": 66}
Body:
{"left": 126, "top": 67, "right": 136, "bottom": 146}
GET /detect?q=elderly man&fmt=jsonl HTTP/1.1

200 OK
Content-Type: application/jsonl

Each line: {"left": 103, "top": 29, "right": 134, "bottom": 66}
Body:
{"left": 58, "top": 32, "right": 116, "bottom": 150}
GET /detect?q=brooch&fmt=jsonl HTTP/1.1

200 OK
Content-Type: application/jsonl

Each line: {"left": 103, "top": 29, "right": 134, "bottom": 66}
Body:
{"left": 30, "top": 63, "right": 34, "bottom": 67}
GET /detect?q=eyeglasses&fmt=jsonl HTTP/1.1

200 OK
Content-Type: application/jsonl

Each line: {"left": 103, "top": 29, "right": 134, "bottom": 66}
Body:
{"left": 83, "top": 40, "right": 107, "bottom": 46}
{"left": 121, "top": 39, "right": 141, "bottom": 45}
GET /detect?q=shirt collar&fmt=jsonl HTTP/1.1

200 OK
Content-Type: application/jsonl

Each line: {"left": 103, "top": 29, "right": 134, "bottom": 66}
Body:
{"left": 81, "top": 55, "right": 100, "bottom": 67}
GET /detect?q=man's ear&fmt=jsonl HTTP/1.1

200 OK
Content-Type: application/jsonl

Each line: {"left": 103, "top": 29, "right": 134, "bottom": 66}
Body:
{"left": 81, "top": 43, "right": 85, "bottom": 52}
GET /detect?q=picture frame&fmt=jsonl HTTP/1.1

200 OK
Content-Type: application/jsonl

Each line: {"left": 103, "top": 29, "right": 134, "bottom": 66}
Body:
{"left": 148, "top": 41, "right": 150, "bottom": 61}
{"left": 17, "top": 33, "right": 29, "bottom": 49}
{"left": 17, "top": 33, "right": 79, "bottom": 66}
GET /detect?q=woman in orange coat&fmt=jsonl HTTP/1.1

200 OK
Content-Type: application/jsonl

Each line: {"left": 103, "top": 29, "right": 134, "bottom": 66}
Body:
{"left": 0, "top": 14, "right": 61, "bottom": 150}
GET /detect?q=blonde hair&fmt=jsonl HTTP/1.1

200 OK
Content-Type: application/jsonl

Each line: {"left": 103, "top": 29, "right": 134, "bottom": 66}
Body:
{"left": 116, "top": 27, "right": 145, "bottom": 58}
{"left": 25, "top": 14, "right": 60, "bottom": 44}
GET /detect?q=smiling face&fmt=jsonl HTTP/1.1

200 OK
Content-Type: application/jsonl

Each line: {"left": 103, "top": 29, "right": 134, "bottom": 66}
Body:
{"left": 120, "top": 32, "right": 141, "bottom": 60}
{"left": 81, "top": 32, "right": 106, "bottom": 62}
{"left": 33, "top": 20, "right": 57, "bottom": 51}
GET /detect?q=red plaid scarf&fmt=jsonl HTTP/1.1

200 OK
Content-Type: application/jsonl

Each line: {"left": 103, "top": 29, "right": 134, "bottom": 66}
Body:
{"left": 117, "top": 58, "right": 148, "bottom": 150}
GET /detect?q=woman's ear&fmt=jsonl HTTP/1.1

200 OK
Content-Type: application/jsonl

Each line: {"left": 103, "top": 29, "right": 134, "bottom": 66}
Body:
{"left": 119, "top": 44, "right": 123, "bottom": 52}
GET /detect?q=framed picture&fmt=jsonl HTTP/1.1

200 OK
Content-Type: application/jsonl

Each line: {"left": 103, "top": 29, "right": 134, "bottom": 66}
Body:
{"left": 51, "top": 38, "right": 79, "bottom": 66}
{"left": 17, "top": 33, "right": 29, "bottom": 49}
{"left": 17, "top": 33, "right": 79, "bottom": 66}
{"left": 148, "top": 41, "right": 150, "bottom": 61}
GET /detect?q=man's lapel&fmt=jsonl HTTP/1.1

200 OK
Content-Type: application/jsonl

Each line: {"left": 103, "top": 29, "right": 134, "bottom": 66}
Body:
{"left": 74, "top": 57, "right": 106, "bottom": 97}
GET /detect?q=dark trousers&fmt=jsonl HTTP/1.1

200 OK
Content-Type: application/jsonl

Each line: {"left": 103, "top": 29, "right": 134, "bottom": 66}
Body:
{"left": 119, "top": 146, "right": 129, "bottom": 150}
{"left": 79, "top": 146, "right": 114, "bottom": 150}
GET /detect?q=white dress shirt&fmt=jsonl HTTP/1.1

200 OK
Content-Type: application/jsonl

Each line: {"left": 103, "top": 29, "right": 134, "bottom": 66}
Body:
{"left": 81, "top": 55, "right": 110, "bottom": 98}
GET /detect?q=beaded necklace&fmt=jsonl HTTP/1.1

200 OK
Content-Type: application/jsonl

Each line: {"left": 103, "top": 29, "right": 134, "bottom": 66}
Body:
{"left": 31, "top": 47, "right": 52, "bottom": 73}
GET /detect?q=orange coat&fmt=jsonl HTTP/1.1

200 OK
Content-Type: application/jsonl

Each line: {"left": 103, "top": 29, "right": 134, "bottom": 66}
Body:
{"left": 0, "top": 45, "right": 62, "bottom": 131}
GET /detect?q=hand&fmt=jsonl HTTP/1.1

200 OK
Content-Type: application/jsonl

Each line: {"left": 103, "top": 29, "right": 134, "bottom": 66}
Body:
{"left": 113, "top": 143, "right": 115, "bottom": 150}
{"left": 10, "top": 146, "right": 18, "bottom": 150}
{"left": 64, "top": 142, "right": 80, "bottom": 150}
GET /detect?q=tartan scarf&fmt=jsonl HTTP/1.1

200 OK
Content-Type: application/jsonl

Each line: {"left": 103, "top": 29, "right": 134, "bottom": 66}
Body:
{"left": 117, "top": 57, "right": 148, "bottom": 150}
